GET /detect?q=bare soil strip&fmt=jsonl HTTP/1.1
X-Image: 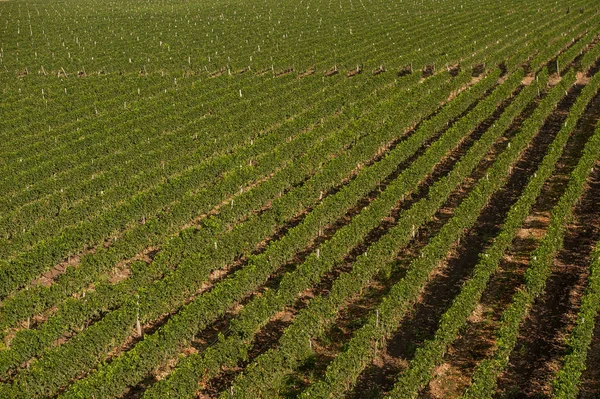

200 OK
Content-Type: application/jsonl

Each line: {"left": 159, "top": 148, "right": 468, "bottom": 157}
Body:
{"left": 192, "top": 76, "right": 504, "bottom": 397}
{"left": 493, "top": 92, "right": 600, "bottom": 398}
{"left": 578, "top": 303, "right": 600, "bottom": 398}
{"left": 117, "top": 79, "right": 477, "bottom": 397}
{"left": 348, "top": 80, "right": 573, "bottom": 398}
{"left": 423, "top": 82, "right": 585, "bottom": 399}
{"left": 293, "top": 81, "right": 525, "bottom": 396}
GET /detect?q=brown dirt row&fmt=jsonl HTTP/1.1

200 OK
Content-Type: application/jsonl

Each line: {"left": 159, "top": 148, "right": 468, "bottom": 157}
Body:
{"left": 579, "top": 302, "right": 600, "bottom": 398}
{"left": 493, "top": 93, "right": 600, "bottom": 398}
{"left": 280, "top": 77, "right": 525, "bottom": 397}
{"left": 586, "top": 56, "right": 600, "bottom": 79}
{"left": 424, "top": 82, "right": 593, "bottom": 398}
{"left": 187, "top": 73, "right": 505, "bottom": 398}
{"left": 7, "top": 69, "right": 482, "bottom": 394}
{"left": 345, "top": 78, "right": 555, "bottom": 399}
{"left": 117, "top": 76, "right": 485, "bottom": 397}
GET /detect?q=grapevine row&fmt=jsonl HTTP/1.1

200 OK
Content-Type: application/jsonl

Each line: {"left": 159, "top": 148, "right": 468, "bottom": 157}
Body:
{"left": 389, "top": 62, "right": 600, "bottom": 399}
{"left": 463, "top": 73, "right": 600, "bottom": 399}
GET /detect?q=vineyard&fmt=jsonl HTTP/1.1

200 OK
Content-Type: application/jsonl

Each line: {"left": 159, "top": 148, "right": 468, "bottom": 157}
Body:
{"left": 1, "top": 0, "right": 600, "bottom": 397}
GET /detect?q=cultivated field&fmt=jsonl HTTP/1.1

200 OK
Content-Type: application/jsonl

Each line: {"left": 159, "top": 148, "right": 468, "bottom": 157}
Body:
{"left": 1, "top": 0, "right": 600, "bottom": 398}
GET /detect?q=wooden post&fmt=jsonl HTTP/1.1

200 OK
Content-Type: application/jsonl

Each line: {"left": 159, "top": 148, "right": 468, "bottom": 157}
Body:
{"left": 135, "top": 295, "right": 142, "bottom": 337}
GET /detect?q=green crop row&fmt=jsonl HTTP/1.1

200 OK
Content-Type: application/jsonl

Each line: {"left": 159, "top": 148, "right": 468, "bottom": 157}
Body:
{"left": 225, "top": 67, "right": 551, "bottom": 398}
{"left": 0, "top": 71, "right": 356, "bottom": 259}
{"left": 0, "top": 69, "right": 417, "bottom": 333}
{"left": 0, "top": 62, "right": 465, "bottom": 399}
{"left": 463, "top": 74, "right": 600, "bottom": 399}
{"left": 140, "top": 67, "right": 518, "bottom": 399}
{"left": 0, "top": 70, "right": 432, "bottom": 377}
{"left": 296, "top": 71, "right": 573, "bottom": 399}
{"left": 51, "top": 64, "right": 474, "bottom": 399}
{"left": 389, "top": 63, "right": 600, "bottom": 399}
{"left": 552, "top": 236, "right": 600, "bottom": 398}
